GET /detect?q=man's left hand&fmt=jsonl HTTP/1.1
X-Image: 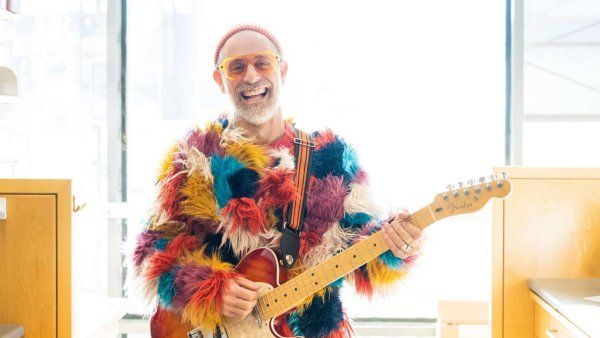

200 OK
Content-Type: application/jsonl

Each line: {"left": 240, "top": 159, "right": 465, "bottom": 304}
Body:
{"left": 381, "top": 210, "right": 424, "bottom": 259}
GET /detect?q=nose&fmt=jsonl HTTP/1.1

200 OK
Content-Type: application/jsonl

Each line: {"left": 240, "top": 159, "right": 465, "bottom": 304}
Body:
{"left": 243, "top": 63, "right": 261, "bottom": 84}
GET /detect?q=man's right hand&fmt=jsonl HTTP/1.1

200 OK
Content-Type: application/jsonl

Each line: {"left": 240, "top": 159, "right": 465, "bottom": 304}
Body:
{"left": 219, "top": 276, "right": 261, "bottom": 320}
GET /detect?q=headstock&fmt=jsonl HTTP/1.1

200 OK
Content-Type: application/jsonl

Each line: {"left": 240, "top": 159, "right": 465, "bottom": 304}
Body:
{"left": 432, "top": 172, "right": 511, "bottom": 218}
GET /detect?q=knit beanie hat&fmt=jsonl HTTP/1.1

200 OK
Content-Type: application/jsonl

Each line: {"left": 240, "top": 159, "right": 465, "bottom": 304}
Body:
{"left": 213, "top": 24, "right": 283, "bottom": 67}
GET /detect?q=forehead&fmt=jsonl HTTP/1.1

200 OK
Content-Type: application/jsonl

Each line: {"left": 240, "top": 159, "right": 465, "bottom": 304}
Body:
{"left": 221, "top": 30, "right": 277, "bottom": 58}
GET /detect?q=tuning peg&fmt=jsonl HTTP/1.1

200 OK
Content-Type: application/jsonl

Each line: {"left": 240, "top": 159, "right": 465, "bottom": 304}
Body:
{"left": 458, "top": 181, "right": 464, "bottom": 188}
{"left": 446, "top": 184, "right": 454, "bottom": 191}
{"left": 467, "top": 179, "right": 475, "bottom": 186}
{"left": 479, "top": 177, "right": 485, "bottom": 183}
{"left": 489, "top": 174, "right": 498, "bottom": 181}
{"left": 501, "top": 172, "right": 507, "bottom": 179}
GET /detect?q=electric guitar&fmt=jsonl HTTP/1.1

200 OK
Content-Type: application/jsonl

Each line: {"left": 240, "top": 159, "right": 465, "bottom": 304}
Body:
{"left": 153, "top": 174, "right": 512, "bottom": 338}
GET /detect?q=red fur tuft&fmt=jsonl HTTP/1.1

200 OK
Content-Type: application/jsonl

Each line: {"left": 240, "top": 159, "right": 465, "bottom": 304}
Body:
{"left": 188, "top": 269, "right": 238, "bottom": 313}
{"left": 353, "top": 269, "right": 373, "bottom": 298}
{"left": 146, "top": 251, "right": 178, "bottom": 280}
{"left": 166, "top": 234, "right": 199, "bottom": 257}
{"left": 221, "top": 197, "right": 267, "bottom": 234}
{"left": 275, "top": 316, "right": 295, "bottom": 337}
{"left": 299, "top": 230, "right": 324, "bottom": 256}
{"left": 158, "top": 167, "right": 187, "bottom": 219}
{"left": 256, "top": 168, "right": 297, "bottom": 207}
{"left": 314, "top": 128, "right": 337, "bottom": 150}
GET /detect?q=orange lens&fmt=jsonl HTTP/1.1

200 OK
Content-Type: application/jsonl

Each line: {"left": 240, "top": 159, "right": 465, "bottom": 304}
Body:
{"left": 220, "top": 52, "right": 279, "bottom": 79}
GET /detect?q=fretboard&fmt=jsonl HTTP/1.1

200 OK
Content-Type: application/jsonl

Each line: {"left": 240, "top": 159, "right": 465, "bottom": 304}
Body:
{"left": 257, "top": 205, "right": 439, "bottom": 319}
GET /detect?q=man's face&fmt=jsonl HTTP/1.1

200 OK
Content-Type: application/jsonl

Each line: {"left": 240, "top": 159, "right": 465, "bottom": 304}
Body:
{"left": 213, "top": 31, "right": 288, "bottom": 125}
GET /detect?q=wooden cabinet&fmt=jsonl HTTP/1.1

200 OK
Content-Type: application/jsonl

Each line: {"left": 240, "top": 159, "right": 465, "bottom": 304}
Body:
{"left": 491, "top": 168, "right": 600, "bottom": 337}
{"left": 0, "top": 179, "right": 71, "bottom": 338}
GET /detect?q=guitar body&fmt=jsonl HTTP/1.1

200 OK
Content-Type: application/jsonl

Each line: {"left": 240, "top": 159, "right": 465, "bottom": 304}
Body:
{"left": 151, "top": 247, "right": 295, "bottom": 338}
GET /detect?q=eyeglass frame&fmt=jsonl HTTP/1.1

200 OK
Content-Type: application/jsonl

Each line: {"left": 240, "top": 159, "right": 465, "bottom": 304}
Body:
{"left": 216, "top": 50, "right": 282, "bottom": 80}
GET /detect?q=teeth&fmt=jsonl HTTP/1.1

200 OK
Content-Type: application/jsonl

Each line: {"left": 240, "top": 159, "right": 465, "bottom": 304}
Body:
{"left": 242, "top": 88, "right": 267, "bottom": 96}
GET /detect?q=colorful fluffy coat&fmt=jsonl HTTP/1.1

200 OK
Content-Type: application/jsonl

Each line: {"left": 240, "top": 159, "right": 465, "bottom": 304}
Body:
{"left": 131, "top": 114, "right": 417, "bottom": 337}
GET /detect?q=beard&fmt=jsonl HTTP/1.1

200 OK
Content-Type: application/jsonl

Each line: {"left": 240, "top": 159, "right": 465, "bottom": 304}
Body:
{"left": 229, "top": 79, "right": 280, "bottom": 125}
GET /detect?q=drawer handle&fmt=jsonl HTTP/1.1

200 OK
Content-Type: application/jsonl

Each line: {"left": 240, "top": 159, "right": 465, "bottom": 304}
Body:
{"left": 544, "top": 329, "right": 558, "bottom": 338}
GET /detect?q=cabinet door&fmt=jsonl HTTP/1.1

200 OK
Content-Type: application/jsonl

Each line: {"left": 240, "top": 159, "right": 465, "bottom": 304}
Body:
{"left": 0, "top": 194, "right": 57, "bottom": 338}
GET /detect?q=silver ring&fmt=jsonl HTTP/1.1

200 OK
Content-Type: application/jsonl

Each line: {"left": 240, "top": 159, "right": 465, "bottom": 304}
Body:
{"left": 401, "top": 243, "right": 411, "bottom": 253}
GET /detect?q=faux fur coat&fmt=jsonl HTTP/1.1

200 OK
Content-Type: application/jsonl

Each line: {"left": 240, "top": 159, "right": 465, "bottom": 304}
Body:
{"left": 131, "top": 114, "right": 417, "bottom": 337}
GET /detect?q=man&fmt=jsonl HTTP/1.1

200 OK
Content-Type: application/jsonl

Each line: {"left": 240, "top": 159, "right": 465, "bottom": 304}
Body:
{"left": 132, "top": 24, "right": 424, "bottom": 337}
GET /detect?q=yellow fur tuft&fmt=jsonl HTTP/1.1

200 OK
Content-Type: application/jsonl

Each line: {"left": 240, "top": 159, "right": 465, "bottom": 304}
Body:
{"left": 366, "top": 259, "right": 406, "bottom": 286}
{"left": 223, "top": 141, "right": 270, "bottom": 172}
{"left": 205, "top": 120, "right": 223, "bottom": 134}
{"left": 180, "top": 171, "right": 220, "bottom": 222}
{"left": 156, "top": 143, "right": 180, "bottom": 182}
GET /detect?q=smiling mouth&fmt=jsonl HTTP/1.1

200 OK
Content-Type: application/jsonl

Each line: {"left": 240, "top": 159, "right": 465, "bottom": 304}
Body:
{"left": 240, "top": 88, "right": 269, "bottom": 102}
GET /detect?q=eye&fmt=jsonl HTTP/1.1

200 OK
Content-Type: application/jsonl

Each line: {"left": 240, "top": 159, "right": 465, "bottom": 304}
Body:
{"left": 254, "top": 57, "right": 273, "bottom": 70}
{"left": 228, "top": 60, "right": 246, "bottom": 74}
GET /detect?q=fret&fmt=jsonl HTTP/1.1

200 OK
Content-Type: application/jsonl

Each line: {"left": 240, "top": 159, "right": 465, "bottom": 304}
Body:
{"left": 266, "top": 293, "right": 280, "bottom": 316}
{"left": 329, "top": 255, "right": 346, "bottom": 280}
{"left": 295, "top": 274, "right": 308, "bottom": 297}
{"left": 320, "top": 262, "right": 336, "bottom": 285}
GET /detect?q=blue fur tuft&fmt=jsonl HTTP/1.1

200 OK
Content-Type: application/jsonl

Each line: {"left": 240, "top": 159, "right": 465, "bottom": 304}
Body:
{"left": 379, "top": 250, "right": 404, "bottom": 270}
{"left": 329, "top": 277, "right": 345, "bottom": 288}
{"left": 312, "top": 138, "right": 345, "bottom": 179}
{"left": 287, "top": 311, "right": 303, "bottom": 336}
{"left": 341, "top": 212, "right": 373, "bottom": 229}
{"left": 211, "top": 155, "right": 245, "bottom": 209}
{"left": 219, "top": 115, "right": 229, "bottom": 128}
{"left": 228, "top": 168, "right": 259, "bottom": 198}
{"left": 154, "top": 238, "right": 169, "bottom": 251}
{"left": 295, "top": 287, "right": 345, "bottom": 337}
{"left": 342, "top": 143, "right": 360, "bottom": 181}
{"left": 158, "top": 268, "right": 177, "bottom": 306}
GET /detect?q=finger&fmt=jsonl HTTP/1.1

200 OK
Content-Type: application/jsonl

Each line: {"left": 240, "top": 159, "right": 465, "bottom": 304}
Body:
{"left": 236, "top": 276, "right": 261, "bottom": 291}
{"left": 382, "top": 230, "right": 410, "bottom": 259}
{"left": 229, "top": 298, "right": 256, "bottom": 313}
{"left": 390, "top": 220, "right": 416, "bottom": 247}
{"left": 402, "top": 221, "right": 423, "bottom": 239}
{"left": 383, "top": 225, "right": 410, "bottom": 258}
{"left": 232, "top": 283, "right": 258, "bottom": 301}
{"left": 395, "top": 209, "right": 410, "bottom": 220}
{"left": 386, "top": 222, "right": 414, "bottom": 250}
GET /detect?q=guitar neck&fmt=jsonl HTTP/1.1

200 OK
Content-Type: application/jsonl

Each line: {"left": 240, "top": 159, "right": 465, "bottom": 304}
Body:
{"left": 257, "top": 205, "right": 438, "bottom": 319}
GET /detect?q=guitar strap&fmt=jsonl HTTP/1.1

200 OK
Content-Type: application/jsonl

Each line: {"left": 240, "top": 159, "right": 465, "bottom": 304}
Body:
{"left": 279, "top": 126, "right": 315, "bottom": 269}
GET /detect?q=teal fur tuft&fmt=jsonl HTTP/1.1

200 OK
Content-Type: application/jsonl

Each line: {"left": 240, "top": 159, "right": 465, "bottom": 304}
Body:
{"left": 211, "top": 155, "right": 245, "bottom": 209}
{"left": 379, "top": 250, "right": 404, "bottom": 270}
{"left": 342, "top": 143, "right": 360, "bottom": 181}
{"left": 288, "top": 311, "right": 304, "bottom": 336}
{"left": 158, "top": 269, "right": 177, "bottom": 306}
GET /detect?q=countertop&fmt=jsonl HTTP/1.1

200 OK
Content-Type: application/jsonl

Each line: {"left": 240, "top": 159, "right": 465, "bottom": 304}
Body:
{"left": 528, "top": 278, "right": 600, "bottom": 337}
{"left": 0, "top": 325, "right": 24, "bottom": 338}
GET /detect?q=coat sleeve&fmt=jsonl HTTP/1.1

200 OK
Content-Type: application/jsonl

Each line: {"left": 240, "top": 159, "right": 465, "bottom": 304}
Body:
{"left": 130, "top": 129, "right": 238, "bottom": 331}
{"left": 322, "top": 130, "right": 421, "bottom": 298}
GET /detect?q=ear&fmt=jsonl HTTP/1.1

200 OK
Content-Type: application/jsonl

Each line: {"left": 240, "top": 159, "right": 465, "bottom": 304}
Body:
{"left": 213, "top": 69, "right": 226, "bottom": 93}
{"left": 279, "top": 60, "right": 288, "bottom": 85}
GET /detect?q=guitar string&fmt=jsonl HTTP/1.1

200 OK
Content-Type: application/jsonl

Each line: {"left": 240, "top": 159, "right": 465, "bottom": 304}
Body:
{"left": 261, "top": 218, "right": 429, "bottom": 316}
{"left": 260, "top": 206, "right": 462, "bottom": 317}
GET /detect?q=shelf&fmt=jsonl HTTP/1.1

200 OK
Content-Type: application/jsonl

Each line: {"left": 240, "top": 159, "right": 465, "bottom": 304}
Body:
{"left": 0, "top": 8, "right": 17, "bottom": 21}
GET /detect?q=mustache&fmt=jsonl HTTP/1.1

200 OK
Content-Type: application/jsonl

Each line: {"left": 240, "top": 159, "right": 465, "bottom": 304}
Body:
{"left": 236, "top": 80, "right": 272, "bottom": 93}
